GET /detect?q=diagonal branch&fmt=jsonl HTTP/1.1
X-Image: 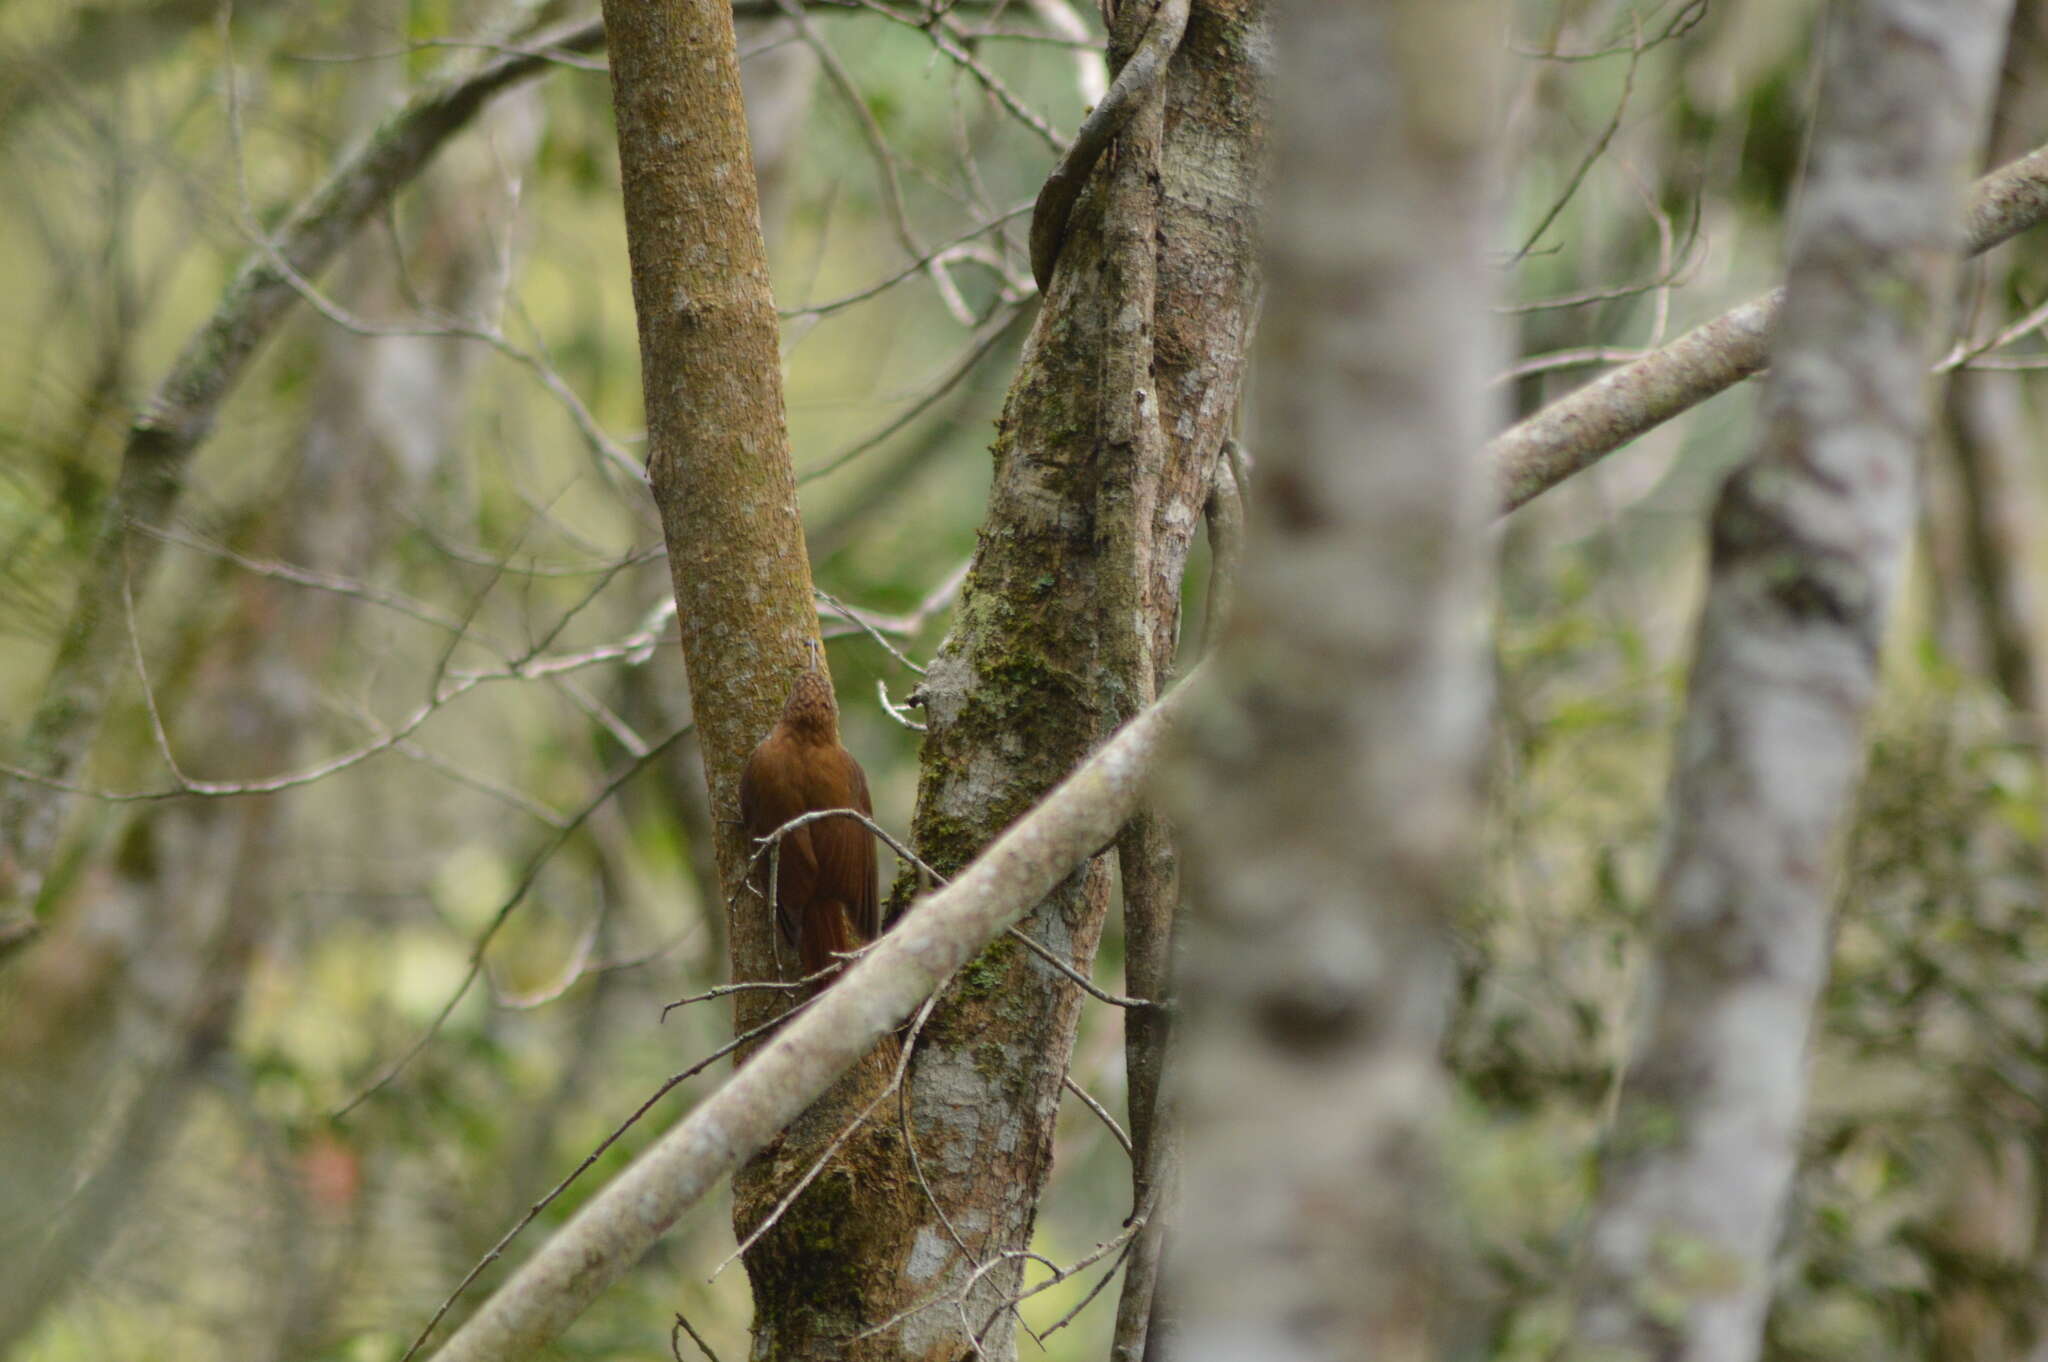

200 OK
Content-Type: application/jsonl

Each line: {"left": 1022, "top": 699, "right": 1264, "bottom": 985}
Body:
{"left": 1026, "top": 0, "right": 1190, "bottom": 291}
{"left": 423, "top": 671, "right": 1194, "bottom": 1362}
{"left": 1493, "top": 139, "right": 2048, "bottom": 514}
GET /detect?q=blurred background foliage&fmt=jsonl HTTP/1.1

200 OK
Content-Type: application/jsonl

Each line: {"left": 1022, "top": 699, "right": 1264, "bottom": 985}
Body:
{"left": 3, "top": 0, "right": 2047, "bottom": 1358}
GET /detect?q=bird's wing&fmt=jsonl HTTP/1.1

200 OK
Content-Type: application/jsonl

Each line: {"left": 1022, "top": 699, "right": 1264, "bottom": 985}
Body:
{"left": 848, "top": 753, "right": 880, "bottom": 943}
{"left": 740, "top": 739, "right": 819, "bottom": 947}
{"left": 810, "top": 748, "right": 881, "bottom": 945}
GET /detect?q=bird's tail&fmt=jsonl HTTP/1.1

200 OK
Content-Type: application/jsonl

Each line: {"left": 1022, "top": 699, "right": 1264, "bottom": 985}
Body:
{"left": 799, "top": 903, "right": 905, "bottom": 1068}
{"left": 798, "top": 900, "right": 861, "bottom": 981}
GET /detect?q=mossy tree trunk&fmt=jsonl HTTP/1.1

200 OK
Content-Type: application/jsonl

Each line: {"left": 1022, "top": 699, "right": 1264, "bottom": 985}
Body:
{"left": 729, "top": 0, "right": 1267, "bottom": 1357}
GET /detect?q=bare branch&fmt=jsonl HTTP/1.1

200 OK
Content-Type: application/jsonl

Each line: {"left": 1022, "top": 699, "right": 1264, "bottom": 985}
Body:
{"left": 334, "top": 724, "right": 694, "bottom": 1118}
{"left": 1060, "top": 1073, "right": 1133, "bottom": 1157}
{"left": 1494, "top": 138, "right": 2048, "bottom": 514}
{"left": 401, "top": 991, "right": 823, "bottom": 1362}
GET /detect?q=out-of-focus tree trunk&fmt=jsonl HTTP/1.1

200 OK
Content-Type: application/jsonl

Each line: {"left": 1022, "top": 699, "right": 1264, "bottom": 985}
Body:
{"left": 736, "top": 14, "right": 816, "bottom": 255}
{"left": 1571, "top": 4, "right": 2008, "bottom": 1360}
{"left": 1165, "top": 2, "right": 1502, "bottom": 1359}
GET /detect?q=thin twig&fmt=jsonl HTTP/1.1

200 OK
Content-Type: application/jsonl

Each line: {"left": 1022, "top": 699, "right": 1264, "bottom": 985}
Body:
{"left": 1509, "top": 15, "right": 1642, "bottom": 263}
{"left": 853, "top": 0, "right": 1066, "bottom": 151}
{"left": 711, "top": 995, "right": 938, "bottom": 1280}
{"left": 780, "top": 202, "right": 1033, "bottom": 318}
{"left": 816, "top": 587, "right": 929, "bottom": 674}
{"left": 335, "top": 725, "right": 693, "bottom": 1118}
{"left": 878, "top": 680, "right": 930, "bottom": 732}
{"left": 1061, "top": 1073, "right": 1134, "bottom": 1157}
{"left": 1006, "top": 926, "right": 1156, "bottom": 1009}
{"left": 797, "top": 303, "right": 1029, "bottom": 484}
{"left": 670, "top": 1311, "right": 723, "bottom": 1362}
{"left": 399, "top": 992, "right": 820, "bottom": 1362}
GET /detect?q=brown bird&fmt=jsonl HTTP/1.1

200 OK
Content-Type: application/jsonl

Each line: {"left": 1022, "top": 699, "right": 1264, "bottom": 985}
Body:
{"left": 738, "top": 645, "right": 879, "bottom": 981}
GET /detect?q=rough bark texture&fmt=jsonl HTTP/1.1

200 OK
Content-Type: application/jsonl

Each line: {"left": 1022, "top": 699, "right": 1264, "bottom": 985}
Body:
{"left": 598, "top": 10, "right": 878, "bottom": 1352}
{"left": 599, "top": 0, "right": 818, "bottom": 967}
{"left": 1167, "top": 2, "right": 1500, "bottom": 1359}
{"left": 721, "top": 0, "right": 1265, "bottom": 1357}
{"left": 595, "top": 9, "right": 925, "bottom": 1362}
{"left": 1571, "top": 4, "right": 2009, "bottom": 1359}
{"left": 1492, "top": 139, "right": 2048, "bottom": 516}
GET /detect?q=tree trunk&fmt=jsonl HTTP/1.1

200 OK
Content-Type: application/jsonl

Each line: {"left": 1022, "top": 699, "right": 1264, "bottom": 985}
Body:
{"left": 599, "top": 0, "right": 819, "bottom": 975}
{"left": 1940, "top": 0, "right": 2048, "bottom": 722}
{"left": 1571, "top": 4, "right": 2009, "bottom": 1359}
{"left": 728, "top": 0, "right": 1265, "bottom": 1356}
{"left": 1163, "top": 2, "right": 1503, "bottom": 1358}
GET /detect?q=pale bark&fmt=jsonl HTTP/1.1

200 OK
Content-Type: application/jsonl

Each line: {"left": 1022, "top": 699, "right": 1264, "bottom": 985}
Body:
{"left": 1571, "top": 4, "right": 2009, "bottom": 1359}
{"left": 1493, "top": 139, "right": 2048, "bottom": 515}
{"left": 422, "top": 678, "right": 1189, "bottom": 1362}
{"left": 1168, "top": 2, "right": 1501, "bottom": 1359}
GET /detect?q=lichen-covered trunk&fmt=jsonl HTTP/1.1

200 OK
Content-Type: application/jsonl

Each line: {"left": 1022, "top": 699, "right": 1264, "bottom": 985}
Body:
{"left": 729, "top": 1, "right": 1265, "bottom": 1357}
{"left": 1163, "top": 2, "right": 1502, "bottom": 1358}
{"left": 1571, "top": 4, "right": 2009, "bottom": 1359}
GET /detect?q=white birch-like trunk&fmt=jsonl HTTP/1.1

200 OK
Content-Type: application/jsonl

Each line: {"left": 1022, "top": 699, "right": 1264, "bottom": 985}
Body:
{"left": 1573, "top": 4, "right": 2011, "bottom": 1359}
{"left": 1167, "top": 1, "right": 1502, "bottom": 1357}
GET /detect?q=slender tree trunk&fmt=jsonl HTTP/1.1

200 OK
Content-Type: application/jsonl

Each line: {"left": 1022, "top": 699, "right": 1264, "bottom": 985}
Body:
{"left": 1571, "top": 4, "right": 2009, "bottom": 1359}
{"left": 599, "top": 0, "right": 818, "bottom": 961}
{"left": 597, "top": 12, "right": 881, "bottom": 1362}
{"left": 1166, "top": 2, "right": 1503, "bottom": 1358}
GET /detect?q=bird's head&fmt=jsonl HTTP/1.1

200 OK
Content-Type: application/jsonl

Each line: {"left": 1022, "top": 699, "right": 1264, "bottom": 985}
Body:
{"left": 781, "top": 640, "right": 839, "bottom": 742}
